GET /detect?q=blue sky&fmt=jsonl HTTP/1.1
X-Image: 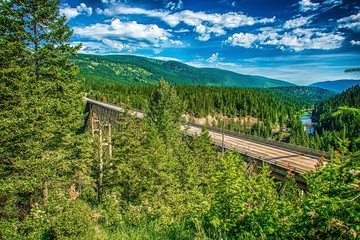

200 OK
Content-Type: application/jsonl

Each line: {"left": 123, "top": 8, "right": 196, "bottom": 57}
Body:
{"left": 60, "top": 0, "right": 360, "bottom": 85}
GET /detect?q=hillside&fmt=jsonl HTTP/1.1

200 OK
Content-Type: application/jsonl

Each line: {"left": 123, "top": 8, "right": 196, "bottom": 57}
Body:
{"left": 73, "top": 54, "right": 295, "bottom": 88}
{"left": 312, "top": 85, "right": 360, "bottom": 152}
{"left": 310, "top": 79, "right": 360, "bottom": 93}
{"left": 269, "top": 86, "right": 336, "bottom": 105}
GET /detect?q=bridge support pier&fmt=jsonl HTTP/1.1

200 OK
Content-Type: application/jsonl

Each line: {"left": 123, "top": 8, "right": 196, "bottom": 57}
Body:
{"left": 90, "top": 111, "right": 112, "bottom": 202}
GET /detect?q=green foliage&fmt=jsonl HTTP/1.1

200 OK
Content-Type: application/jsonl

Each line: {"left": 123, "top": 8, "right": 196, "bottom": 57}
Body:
{"left": 345, "top": 68, "right": 360, "bottom": 73}
{"left": 269, "top": 86, "right": 336, "bottom": 106}
{"left": 147, "top": 80, "right": 184, "bottom": 148}
{"left": 296, "top": 151, "right": 360, "bottom": 239}
{"left": 0, "top": 0, "right": 94, "bottom": 238}
{"left": 312, "top": 85, "right": 360, "bottom": 152}
{"left": 208, "top": 153, "right": 282, "bottom": 239}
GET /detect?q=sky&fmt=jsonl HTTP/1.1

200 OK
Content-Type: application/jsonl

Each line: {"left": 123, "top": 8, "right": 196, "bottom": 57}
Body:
{"left": 60, "top": 0, "right": 360, "bottom": 85}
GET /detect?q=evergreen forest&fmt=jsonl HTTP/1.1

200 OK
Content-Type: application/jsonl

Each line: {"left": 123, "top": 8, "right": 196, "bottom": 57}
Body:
{"left": 1, "top": 1, "right": 359, "bottom": 239}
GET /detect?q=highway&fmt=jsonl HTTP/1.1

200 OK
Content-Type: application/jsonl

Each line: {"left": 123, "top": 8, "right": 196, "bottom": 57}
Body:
{"left": 187, "top": 125, "right": 319, "bottom": 174}
{"left": 85, "top": 97, "right": 323, "bottom": 177}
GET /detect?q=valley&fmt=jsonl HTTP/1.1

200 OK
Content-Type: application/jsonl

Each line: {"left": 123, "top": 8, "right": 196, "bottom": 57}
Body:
{"left": 1, "top": 1, "right": 359, "bottom": 238}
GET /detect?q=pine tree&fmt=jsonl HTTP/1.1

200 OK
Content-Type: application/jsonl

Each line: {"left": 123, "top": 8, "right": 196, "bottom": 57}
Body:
{"left": 296, "top": 151, "right": 360, "bottom": 238}
{"left": 146, "top": 79, "right": 184, "bottom": 149}
{"left": 0, "top": 1, "right": 94, "bottom": 238}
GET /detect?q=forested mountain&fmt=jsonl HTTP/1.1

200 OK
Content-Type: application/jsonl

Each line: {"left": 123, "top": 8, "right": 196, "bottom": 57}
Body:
{"left": 73, "top": 54, "right": 296, "bottom": 88}
{"left": 310, "top": 79, "right": 360, "bottom": 92}
{"left": 312, "top": 85, "right": 360, "bottom": 152}
{"left": 270, "top": 86, "right": 336, "bottom": 105}
{"left": 1, "top": 1, "right": 359, "bottom": 239}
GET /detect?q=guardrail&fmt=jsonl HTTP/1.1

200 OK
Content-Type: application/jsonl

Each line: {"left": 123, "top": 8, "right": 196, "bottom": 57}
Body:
{"left": 209, "top": 136, "right": 307, "bottom": 183}
{"left": 187, "top": 121, "right": 330, "bottom": 160}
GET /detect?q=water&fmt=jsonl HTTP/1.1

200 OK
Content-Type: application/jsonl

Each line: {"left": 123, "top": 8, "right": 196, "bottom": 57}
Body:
{"left": 300, "top": 111, "right": 314, "bottom": 135}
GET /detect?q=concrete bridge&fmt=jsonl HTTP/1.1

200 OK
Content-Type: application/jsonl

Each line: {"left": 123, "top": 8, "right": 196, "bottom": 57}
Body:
{"left": 85, "top": 97, "right": 329, "bottom": 188}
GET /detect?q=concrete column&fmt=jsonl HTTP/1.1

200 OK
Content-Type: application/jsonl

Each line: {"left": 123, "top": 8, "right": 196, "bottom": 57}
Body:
{"left": 98, "top": 123, "right": 103, "bottom": 202}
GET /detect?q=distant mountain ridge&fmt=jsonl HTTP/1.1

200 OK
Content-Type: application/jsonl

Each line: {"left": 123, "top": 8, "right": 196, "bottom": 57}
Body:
{"left": 73, "top": 54, "right": 296, "bottom": 88}
{"left": 270, "top": 86, "right": 336, "bottom": 104}
{"left": 309, "top": 80, "right": 360, "bottom": 93}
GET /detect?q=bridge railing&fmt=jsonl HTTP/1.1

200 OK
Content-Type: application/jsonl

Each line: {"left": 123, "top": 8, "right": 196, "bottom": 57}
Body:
{"left": 186, "top": 121, "right": 330, "bottom": 160}
{"left": 210, "top": 137, "right": 308, "bottom": 183}
{"left": 85, "top": 97, "right": 330, "bottom": 161}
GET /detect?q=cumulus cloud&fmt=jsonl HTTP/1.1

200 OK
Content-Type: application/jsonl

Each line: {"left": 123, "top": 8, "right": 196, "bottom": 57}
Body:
{"left": 350, "top": 40, "right": 360, "bottom": 46}
{"left": 284, "top": 16, "right": 311, "bottom": 29}
{"left": 60, "top": 3, "right": 92, "bottom": 20}
{"left": 225, "top": 33, "right": 259, "bottom": 48}
{"left": 164, "top": 0, "right": 184, "bottom": 11}
{"left": 73, "top": 19, "right": 182, "bottom": 52}
{"left": 102, "top": 39, "right": 134, "bottom": 51}
{"left": 208, "top": 52, "right": 219, "bottom": 62}
{"left": 224, "top": 27, "right": 344, "bottom": 51}
{"left": 99, "top": 5, "right": 275, "bottom": 41}
{"left": 299, "top": 0, "right": 320, "bottom": 12}
{"left": 169, "top": 39, "right": 184, "bottom": 46}
{"left": 338, "top": 12, "right": 360, "bottom": 32}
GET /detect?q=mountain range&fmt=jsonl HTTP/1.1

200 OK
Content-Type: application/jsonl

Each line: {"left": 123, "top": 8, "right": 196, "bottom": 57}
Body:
{"left": 309, "top": 80, "right": 360, "bottom": 93}
{"left": 73, "top": 54, "right": 357, "bottom": 95}
{"left": 73, "top": 54, "right": 295, "bottom": 88}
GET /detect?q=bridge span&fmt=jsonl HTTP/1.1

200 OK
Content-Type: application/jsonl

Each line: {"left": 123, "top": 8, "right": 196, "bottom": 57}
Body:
{"left": 85, "top": 97, "right": 329, "bottom": 186}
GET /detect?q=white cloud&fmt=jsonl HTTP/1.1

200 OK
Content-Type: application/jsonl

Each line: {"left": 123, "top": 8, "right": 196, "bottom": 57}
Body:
{"left": 99, "top": 5, "right": 276, "bottom": 41}
{"left": 208, "top": 52, "right": 219, "bottom": 62}
{"left": 299, "top": 0, "right": 320, "bottom": 12}
{"left": 173, "top": 28, "right": 190, "bottom": 33}
{"left": 225, "top": 33, "right": 259, "bottom": 48}
{"left": 338, "top": 12, "right": 360, "bottom": 32}
{"left": 350, "top": 40, "right": 360, "bottom": 46}
{"left": 153, "top": 56, "right": 183, "bottom": 62}
{"left": 165, "top": 0, "right": 183, "bottom": 11}
{"left": 284, "top": 16, "right": 311, "bottom": 29}
{"left": 169, "top": 39, "right": 184, "bottom": 46}
{"left": 74, "top": 19, "right": 168, "bottom": 44}
{"left": 102, "top": 39, "right": 135, "bottom": 52}
{"left": 95, "top": 8, "right": 104, "bottom": 15}
{"left": 73, "top": 19, "right": 182, "bottom": 52}
{"left": 71, "top": 41, "right": 113, "bottom": 54}
{"left": 60, "top": 3, "right": 92, "bottom": 20}
{"left": 224, "top": 27, "right": 345, "bottom": 51}
{"left": 101, "top": 0, "right": 117, "bottom": 4}
{"left": 323, "top": 0, "right": 343, "bottom": 7}
{"left": 77, "top": 3, "right": 92, "bottom": 15}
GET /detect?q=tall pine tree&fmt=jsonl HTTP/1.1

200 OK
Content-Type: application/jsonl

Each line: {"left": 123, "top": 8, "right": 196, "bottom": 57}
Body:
{"left": 0, "top": 1, "right": 94, "bottom": 238}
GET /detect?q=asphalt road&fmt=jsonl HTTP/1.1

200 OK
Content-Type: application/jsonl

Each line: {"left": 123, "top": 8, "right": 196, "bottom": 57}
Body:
{"left": 187, "top": 125, "right": 320, "bottom": 174}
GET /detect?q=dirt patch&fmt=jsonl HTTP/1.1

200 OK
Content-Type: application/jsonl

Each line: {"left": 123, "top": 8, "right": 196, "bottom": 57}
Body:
{"left": 183, "top": 114, "right": 260, "bottom": 127}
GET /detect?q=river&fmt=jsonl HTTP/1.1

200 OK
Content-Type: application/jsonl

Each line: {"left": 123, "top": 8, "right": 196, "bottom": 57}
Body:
{"left": 300, "top": 110, "right": 314, "bottom": 135}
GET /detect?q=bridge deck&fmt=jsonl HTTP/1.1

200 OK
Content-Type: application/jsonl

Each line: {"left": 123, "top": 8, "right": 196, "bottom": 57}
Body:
{"left": 85, "top": 97, "right": 324, "bottom": 178}
{"left": 187, "top": 126, "right": 318, "bottom": 174}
